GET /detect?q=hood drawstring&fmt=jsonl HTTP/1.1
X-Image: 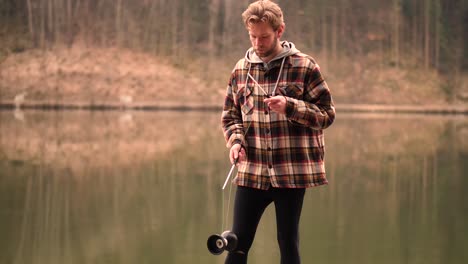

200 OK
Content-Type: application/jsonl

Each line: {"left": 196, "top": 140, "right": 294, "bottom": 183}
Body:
{"left": 245, "top": 63, "right": 252, "bottom": 103}
{"left": 272, "top": 57, "right": 286, "bottom": 96}
{"left": 247, "top": 56, "right": 286, "bottom": 98}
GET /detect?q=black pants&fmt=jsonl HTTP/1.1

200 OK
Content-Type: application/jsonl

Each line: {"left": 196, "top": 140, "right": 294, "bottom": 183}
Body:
{"left": 225, "top": 186, "right": 306, "bottom": 264}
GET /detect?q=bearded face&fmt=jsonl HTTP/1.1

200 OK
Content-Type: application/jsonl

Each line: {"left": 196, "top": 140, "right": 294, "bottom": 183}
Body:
{"left": 248, "top": 21, "right": 283, "bottom": 62}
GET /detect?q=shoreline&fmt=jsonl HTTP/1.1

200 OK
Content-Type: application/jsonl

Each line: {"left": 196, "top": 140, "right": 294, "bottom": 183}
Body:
{"left": 0, "top": 100, "right": 222, "bottom": 112}
{"left": 0, "top": 100, "right": 467, "bottom": 115}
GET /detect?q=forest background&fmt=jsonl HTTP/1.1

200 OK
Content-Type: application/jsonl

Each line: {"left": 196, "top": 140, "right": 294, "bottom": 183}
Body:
{"left": 0, "top": 0, "right": 467, "bottom": 106}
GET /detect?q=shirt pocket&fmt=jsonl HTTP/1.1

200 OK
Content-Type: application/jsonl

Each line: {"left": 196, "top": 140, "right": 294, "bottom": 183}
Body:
{"left": 237, "top": 84, "right": 254, "bottom": 115}
{"left": 277, "top": 83, "right": 304, "bottom": 99}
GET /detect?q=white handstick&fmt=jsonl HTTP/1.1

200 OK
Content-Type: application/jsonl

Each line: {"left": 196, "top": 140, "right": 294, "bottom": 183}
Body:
{"left": 222, "top": 163, "right": 237, "bottom": 190}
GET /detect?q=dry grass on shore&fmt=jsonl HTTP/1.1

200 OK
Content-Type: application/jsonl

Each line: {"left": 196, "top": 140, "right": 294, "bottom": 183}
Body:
{"left": 0, "top": 45, "right": 466, "bottom": 107}
{"left": 0, "top": 45, "right": 226, "bottom": 105}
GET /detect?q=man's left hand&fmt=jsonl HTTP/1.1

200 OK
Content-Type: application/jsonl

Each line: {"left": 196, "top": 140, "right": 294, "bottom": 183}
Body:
{"left": 264, "top": 96, "right": 287, "bottom": 115}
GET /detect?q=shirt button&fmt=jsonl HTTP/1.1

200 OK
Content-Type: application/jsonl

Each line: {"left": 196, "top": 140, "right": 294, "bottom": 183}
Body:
{"left": 264, "top": 110, "right": 269, "bottom": 115}
{"left": 267, "top": 147, "right": 271, "bottom": 151}
{"left": 268, "top": 164, "right": 273, "bottom": 169}
{"left": 265, "top": 128, "right": 270, "bottom": 134}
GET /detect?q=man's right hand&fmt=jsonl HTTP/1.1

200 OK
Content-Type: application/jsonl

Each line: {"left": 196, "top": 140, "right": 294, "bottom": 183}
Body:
{"left": 230, "top": 143, "right": 246, "bottom": 165}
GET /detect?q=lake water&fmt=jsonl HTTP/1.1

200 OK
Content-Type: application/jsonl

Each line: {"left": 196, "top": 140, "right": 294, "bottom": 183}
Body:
{"left": 0, "top": 110, "right": 467, "bottom": 264}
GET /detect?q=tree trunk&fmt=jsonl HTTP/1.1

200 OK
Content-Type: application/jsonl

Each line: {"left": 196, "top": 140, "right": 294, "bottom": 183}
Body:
{"left": 392, "top": 0, "right": 400, "bottom": 68}
{"left": 26, "top": 0, "right": 35, "bottom": 46}
{"left": 434, "top": 0, "right": 441, "bottom": 70}
{"left": 222, "top": 0, "right": 232, "bottom": 52}
{"left": 40, "top": 0, "right": 46, "bottom": 48}
{"left": 171, "top": 0, "right": 179, "bottom": 58}
{"left": 424, "top": 0, "right": 431, "bottom": 69}
{"left": 116, "top": 0, "right": 123, "bottom": 46}
{"left": 66, "top": 0, "right": 73, "bottom": 46}
{"left": 321, "top": 8, "right": 328, "bottom": 70}
{"left": 208, "top": 0, "right": 220, "bottom": 53}
{"left": 331, "top": 6, "right": 337, "bottom": 61}
{"left": 47, "top": 0, "right": 53, "bottom": 46}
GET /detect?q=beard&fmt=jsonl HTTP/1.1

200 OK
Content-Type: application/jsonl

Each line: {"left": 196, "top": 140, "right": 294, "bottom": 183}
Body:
{"left": 254, "top": 37, "right": 278, "bottom": 59}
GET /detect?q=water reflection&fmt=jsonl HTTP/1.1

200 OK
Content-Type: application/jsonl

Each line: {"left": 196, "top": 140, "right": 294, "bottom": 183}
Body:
{"left": 0, "top": 110, "right": 466, "bottom": 264}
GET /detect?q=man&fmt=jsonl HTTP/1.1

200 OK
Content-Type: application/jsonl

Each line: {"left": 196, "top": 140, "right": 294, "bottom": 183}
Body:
{"left": 221, "top": 0, "right": 335, "bottom": 263}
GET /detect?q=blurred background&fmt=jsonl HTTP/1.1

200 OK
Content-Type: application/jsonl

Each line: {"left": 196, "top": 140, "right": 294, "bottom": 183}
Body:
{"left": 0, "top": 0, "right": 467, "bottom": 105}
{"left": 0, "top": 1, "right": 467, "bottom": 264}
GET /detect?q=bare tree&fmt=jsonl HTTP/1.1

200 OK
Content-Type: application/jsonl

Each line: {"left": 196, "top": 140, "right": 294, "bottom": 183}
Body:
{"left": 424, "top": 0, "right": 431, "bottom": 69}
{"left": 26, "top": 0, "right": 35, "bottom": 46}
{"left": 392, "top": 0, "right": 401, "bottom": 68}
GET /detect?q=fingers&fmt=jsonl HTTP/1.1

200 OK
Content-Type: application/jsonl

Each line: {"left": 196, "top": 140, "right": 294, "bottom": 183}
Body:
{"left": 263, "top": 96, "right": 282, "bottom": 104}
{"left": 238, "top": 147, "right": 246, "bottom": 163}
{"left": 230, "top": 147, "right": 238, "bottom": 164}
{"left": 230, "top": 144, "right": 245, "bottom": 165}
{"left": 263, "top": 96, "right": 286, "bottom": 114}
{"left": 263, "top": 96, "right": 283, "bottom": 106}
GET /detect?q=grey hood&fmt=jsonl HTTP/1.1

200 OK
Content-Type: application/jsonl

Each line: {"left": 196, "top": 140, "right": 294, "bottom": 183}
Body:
{"left": 245, "top": 41, "right": 300, "bottom": 67}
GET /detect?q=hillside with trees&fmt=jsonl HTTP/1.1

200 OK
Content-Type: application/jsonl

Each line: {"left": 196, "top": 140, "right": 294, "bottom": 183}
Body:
{"left": 0, "top": 0, "right": 466, "bottom": 106}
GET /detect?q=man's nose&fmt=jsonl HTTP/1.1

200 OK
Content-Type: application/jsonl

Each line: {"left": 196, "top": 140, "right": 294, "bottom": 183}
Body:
{"left": 254, "top": 38, "right": 261, "bottom": 47}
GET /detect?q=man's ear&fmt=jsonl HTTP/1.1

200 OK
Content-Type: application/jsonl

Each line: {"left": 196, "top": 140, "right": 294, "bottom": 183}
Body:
{"left": 277, "top": 24, "right": 285, "bottom": 38}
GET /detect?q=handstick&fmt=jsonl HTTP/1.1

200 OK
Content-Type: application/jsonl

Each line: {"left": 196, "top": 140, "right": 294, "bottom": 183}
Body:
{"left": 222, "top": 158, "right": 238, "bottom": 190}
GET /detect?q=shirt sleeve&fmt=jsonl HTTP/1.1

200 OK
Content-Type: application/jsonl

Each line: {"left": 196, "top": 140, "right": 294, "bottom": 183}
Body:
{"left": 221, "top": 72, "right": 246, "bottom": 148}
{"left": 284, "top": 64, "right": 336, "bottom": 130}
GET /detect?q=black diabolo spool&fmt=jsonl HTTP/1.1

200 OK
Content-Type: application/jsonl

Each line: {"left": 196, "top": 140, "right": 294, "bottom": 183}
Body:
{"left": 207, "top": 230, "right": 238, "bottom": 255}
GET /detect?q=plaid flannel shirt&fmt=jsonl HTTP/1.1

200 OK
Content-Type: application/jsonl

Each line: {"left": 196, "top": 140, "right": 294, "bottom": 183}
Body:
{"left": 221, "top": 52, "right": 335, "bottom": 190}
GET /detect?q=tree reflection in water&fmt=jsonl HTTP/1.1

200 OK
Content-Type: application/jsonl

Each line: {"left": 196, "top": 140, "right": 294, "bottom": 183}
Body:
{"left": 0, "top": 111, "right": 466, "bottom": 264}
